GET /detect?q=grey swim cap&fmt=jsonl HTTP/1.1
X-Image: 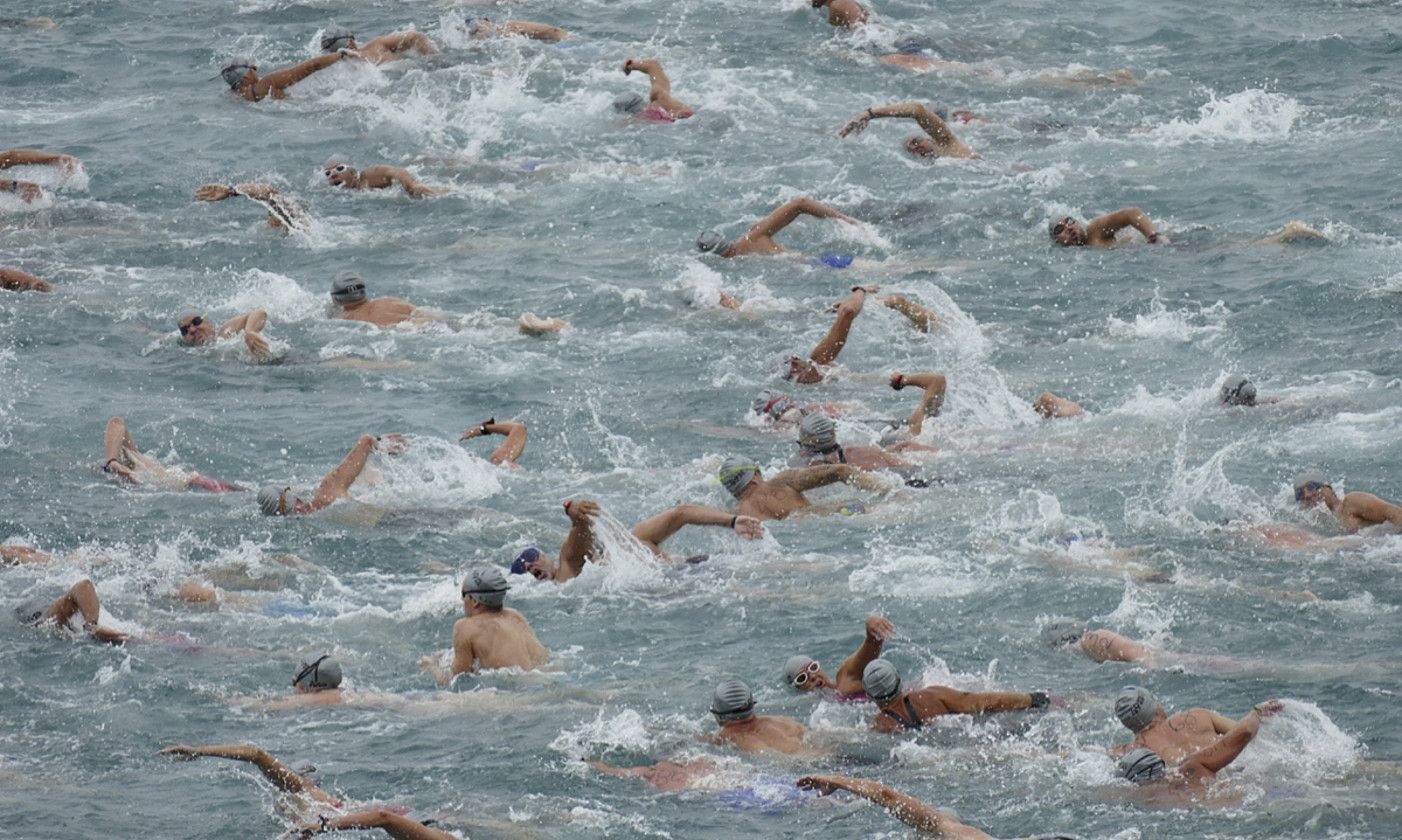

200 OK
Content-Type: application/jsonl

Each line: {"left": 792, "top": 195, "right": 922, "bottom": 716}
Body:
{"left": 464, "top": 17, "right": 488, "bottom": 36}
{"left": 1042, "top": 620, "right": 1087, "bottom": 648}
{"left": 718, "top": 458, "right": 759, "bottom": 498}
{"left": 697, "top": 229, "right": 732, "bottom": 256}
{"left": 220, "top": 61, "right": 255, "bottom": 90}
{"left": 331, "top": 271, "right": 368, "bottom": 305}
{"left": 14, "top": 597, "right": 48, "bottom": 626}
{"left": 1118, "top": 747, "right": 1167, "bottom": 784}
{"left": 613, "top": 92, "right": 645, "bottom": 114}
{"left": 862, "top": 659, "right": 902, "bottom": 704}
{"left": 1219, "top": 374, "right": 1257, "bottom": 406}
{"left": 293, "top": 654, "right": 342, "bottom": 690}
{"left": 177, "top": 309, "right": 202, "bottom": 342}
{"left": 257, "top": 485, "right": 290, "bottom": 516}
{"left": 710, "top": 678, "right": 756, "bottom": 723}
{"left": 320, "top": 26, "right": 354, "bottom": 52}
{"left": 1293, "top": 471, "right": 1329, "bottom": 499}
{"left": 782, "top": 655, "right": 815, "bottom": 686}
{"left": 1114, "top": 686, "right": 1159, "bottom": 732}
{"left": 797, "top": 413, "right": 839, "bottom": 454}
{"left": 462, "top": 565, "right": 510, "bottom": 608}
{"left": 752, "top": 389, "right": 796, "bottom": 420}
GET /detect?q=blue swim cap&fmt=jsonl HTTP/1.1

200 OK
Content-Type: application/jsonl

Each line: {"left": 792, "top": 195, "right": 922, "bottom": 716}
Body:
{"left": 510, "top": 547, "right": 542, "bottom": 575}
{"left": 818, "top": 254, "right": 854, "bottom": 269}
{"left": 895, "top": 37, "right": 927, "bottom": 55}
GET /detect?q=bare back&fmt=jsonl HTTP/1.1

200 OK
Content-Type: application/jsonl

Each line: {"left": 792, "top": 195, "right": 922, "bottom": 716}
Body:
{"left": 1137, "top": 709, "right": 1232, "bottom": 764}
{"left": 716, "top": 716, "right": 810, "bottom": 754}
{"left": 340, "top": 297, "right": 419, "bottom": 328}
{"left": 452, "top": 608, "right": 549, "bottom": 673}
{"left": 736, "top": 484, "right": 810, "bottom": 521}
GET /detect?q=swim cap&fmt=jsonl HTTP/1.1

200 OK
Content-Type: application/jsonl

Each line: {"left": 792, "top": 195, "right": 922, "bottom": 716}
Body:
{"left": 696, "top": 229, "right": 732, "bottom": 256}
{"left": 257, "top": 485, "right": 290, "bottom": 516}
{"left": 331, "top": 271, "right": 368, "bottom": 305}
{"left": 464, "top": 17, "right": 488, "bottom": 36}
{"left": 320, "top": 26, "right": 354, "bottom": 52}
{"left": 220, "top": 62, "right": 255, "bottom": 90}
{"left": 509, "top": 547, "right": 542, "bottom": 575}
{"left": 752, "top": 389, "right": 796, "bottom": 420}
{"left": 1041, "top": 620, "right": 1087, "bottom": 648}
{"left": 1114, "top": 686, "right": 1159, "bottom": 732}
{"left": 1118, "top": 747, "right": 1167, "bottom": 784}
{"left": 612, "top": 92, "right": 645, "bottom": 114}
{"left": 710, "top": 678, "right": 756, "bottom": 723}
{"left": 718, "top": 458, "right": 759, "bottom": 498}
{"left": 1220, "top": 374, "right": 1257, "bottom": 406}
{"left": 293, "top": 654, "right": 342, "bottom": 690}
{"left": 797, "top": 413, "right": 839, "bottom": 455}
{"left": 862, "top": 659, "right": 902, "bottom": 704}
{"left": 894, "top": 36, "right": 926, "bottom": 55}
{"left": 14, "top": 598, "right": 47, "bottom": 626}
{"left": 818, "top": 253, "right": 855, "bottom": 269}
{"left": 177, "top": 309, "right": 202, "bottom": 342}
{"left": 462, "top": 565, "right": 510, "bottom": 608}
{"left": 782, "top": 655, "right": 815, "bottom": 686}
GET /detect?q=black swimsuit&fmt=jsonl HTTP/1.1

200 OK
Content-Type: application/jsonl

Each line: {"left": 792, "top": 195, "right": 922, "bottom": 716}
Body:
{"left": 879, "top": 696, "right": 924, "bottom": 731}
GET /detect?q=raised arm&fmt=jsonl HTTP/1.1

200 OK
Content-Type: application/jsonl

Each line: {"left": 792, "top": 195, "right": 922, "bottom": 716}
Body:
{"left": 771, "top": 463, "right": 888, "bottom": 495}
{"left": 257, "top": 52, "right": 345, "bottom": 98}
{"left": 808, "top": 287, "right": 868, "bottom": 365}
{"left": 927, "top": 686, "right": 1045, "bottom": 715}
{"left": 559, "top": 499, "right": 602, "bottom": 576}
{"left": 840, "top": 103, "right": 943, "bottom": 140}
{"left": 631, "top": 504, "right": 764, "bottom": 555}
{"left": 890, "top": 372, "right": 947, "bottom": 436}
{"left": 622, "top": 58, "right": 672, "bottom": 100}
{"left": 835, "top": 616, "right": 894, "bottom": 690}
{"left": 309, "top": 434, "right": 380, "bottom": 509}
{"left": 159, "top": 743, "right": 333, "bottom": 802}
{"left": 797, "top": 776, "right": 983, "bottom": 837}
{"left": 218, "top": 309, "right": 271, "bottom": 361}
{"left": 748, "top": 197, "right": 857, "bottom": 240}
{"left": 0, "top": 267, "right": 51, "bottom": 292}
{"left": 1087, "top": 207, "right": 1162, "bottom": 244}
{"left": 288, "top": 809, "right": 455, "bottom": 840}
{"left": 459, "top": 419, "right": 527, "bottom": 466}
{"left": 1184, "top": 702, "right": 1277, "bottom": 775}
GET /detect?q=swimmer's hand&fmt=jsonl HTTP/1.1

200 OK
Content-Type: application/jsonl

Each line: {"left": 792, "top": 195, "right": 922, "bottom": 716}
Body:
{"left": 1254, "top": 700, "right": 1285, "bottom": 718}
{"left": 159, "top": 744, "right": 204, "bottom": 761}
{"left": 622, "top": 58, "right": 636, "bottom": 75}
{"left": 565, "top": 499, "right": 601, "bottom": 526}
{"left": 89, "top": 624, "right": 130, "bottom": 645}
{"left": 518, "top": 313, "right": 570, "bottom": 336}
{"left": 194, "top": 184, "right": 238, "bottom": 202}
{"left": 796, "top": 775, "right": 842, "bottom": 796}
{"left": 376, "top": 433, "right": 409, "bottom": 455}
{"left": 865, "top": 615, "right": 895, "bottom": 641}
{"left": 243, "top": 330, "right": 273, "bottom": 363}
{"left": 837, "top": 111, "right": 873, "bottom": 138}
{"left": 889, "top": 372, "right": 907, "bottom": 391}
{"left": 732, "top": 515, "right": 765, "bottom": 540}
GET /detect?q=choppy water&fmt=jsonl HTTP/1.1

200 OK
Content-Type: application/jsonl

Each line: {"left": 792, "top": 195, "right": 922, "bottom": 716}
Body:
{"left": 4, "top": 0, "right": 1402, "bottom": 838}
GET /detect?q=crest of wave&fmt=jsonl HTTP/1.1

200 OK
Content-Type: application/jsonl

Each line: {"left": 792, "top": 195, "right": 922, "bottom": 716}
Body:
{"left": 1126, "top": 424, "right": 1265, "bottom": 532}
{"left": 1147, "top": 89, "right": 1300, "bottom": 145}
{"left": 548, "top": 708, "right": 656, "bottom": 758}
{"left": 222, "top": 268, "right": 327, "bottom": 323}
{"left": 1105, "top": 293, "right": 1230, "bottom": 343}
{"left": 352, "top": 436, "right": 502, "bottom": 508}
{"left": 1236, "top": 700, "right": 1361, "bottom": 784}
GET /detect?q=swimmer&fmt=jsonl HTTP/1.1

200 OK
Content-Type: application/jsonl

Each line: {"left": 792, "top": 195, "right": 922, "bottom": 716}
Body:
{"left": 286, "top": 811, "right": 455, "bottom": 840}
{"left": 585, "top": 758, "right": 719, "bottom": 791}
{"left": 0, "top": 17, "right": 58, "bottom": 29}
{"left": 1033, "top": 392, "right": 1085, "bottom": 418}
{"left": 217, "top": 51, "right": 353, "bottom": 102}
{"left": 797, "top": 775, "right": 1003, "bottom": 839}
{"left": 717, "top": 457, "right": 891, "bottom": 521}
{"left": 1218, "top": 374, "right": 1259, "bottom": 406}
{"left": 177, "top": 307, "right": 275, "bottom": 363}
{"left": 1254, "top": 221, "right": 1328, "bottom": 244}
{"left": 419, "top": 566, "right": 549, "bottom": 684}
{"left": 243, "top": 655, "right": 347, "bottom": 711}
{"left": 0, "top": 148, "right": 81, "bottom": 174}
{"left": 0, "top": 177, "right": 44, "bottom": 203}
{"left": 1, "top": 544, "right": 56, "bottom": 565}
{"left": 1049, "top": 208, "right": 1167, "bottom": 248}
{"left": 517, "top": 313, "right": 570, "bottom": 335}
{"left": 796, "top": 413, "right": 936, "bottom": 479}
{"left": 458, "top": 418, "right": 529, "bottom": 467}
{"left": 328, "top": 271, "right": 432, "bottom": 329}
{"left": 749, "top": 388, "right": 859, "bottom": 427}
{"left": 889, "top": 371, "right": 948, "bottom": 436}
{"left": 782, "top": 615, "right": 894, "bottom": 701}
{"left": 194, "top": 182, "right": 310, "bottom": 231}
{"left": 256, "top": 433, "right": 407, "bottom": 517}
{"left": 783, "top": 287, "right": 938, "bottom": 384}
{"left": 878, "top": 38, "right": 977, "bottom": 74}
{"left": 16, "top": 578, "right": 129, "bottom": 644}
{"left": 508, "top": 499, "right": 765, "bottom": 582}
{"left": 839, "top": 103, "right": 980, "bottom": 160}
{"left": 1043, "top": 622, "right": 1149, "bottom": 664}
{"left": 0, "top": 267, "right": 51, "bottom": 292}
{"left": 1112, "top": 686, "right": 1264, "bottom": 765}
{"left": 621, "top": 58, "right": 693, "bottom": 120}
{"left": 464, "top": 17, "right": 572, "bottom": 42}
{"left": 810, "top": 0, "right": 868, "bottom": 28}
{"left": 99, "top": 416, "right": 241, "bottom": 492}
{"left": 706, "top": 679, "right": 810, "bottom": 754}
{"left": 863, "top": 659, "right": 1050, "bottom": 733}
{"left": 697, "top": 197, "right": 859, "bottom": 259}
{"left": 1294, "top": 471, "right": 1402, "bottom": 533}
{"left": 318, "top": 25, "right": 439, "bottom": 64}
{"left": 322, "top": 157, "right": 444, "bottom": 198}
{"left": 1117, "top": 700, "right": 1284, "bottom": 801}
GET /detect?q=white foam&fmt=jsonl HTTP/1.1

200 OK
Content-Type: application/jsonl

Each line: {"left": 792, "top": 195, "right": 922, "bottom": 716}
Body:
{"left": 1145, "top": 89, "right": 1301, "bottom": 145}
{"left": 351, "top": 436, "right": 503, "bottom": 507}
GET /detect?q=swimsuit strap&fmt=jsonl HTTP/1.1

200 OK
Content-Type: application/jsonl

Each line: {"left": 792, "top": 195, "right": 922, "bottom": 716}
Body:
{"left": 880, "top": 697, "right": 923, "bottom": 731}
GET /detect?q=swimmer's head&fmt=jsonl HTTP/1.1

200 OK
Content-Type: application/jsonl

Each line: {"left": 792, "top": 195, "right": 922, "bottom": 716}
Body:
{"left": 1049, "top": 216, "right": 1086, "bottom": 246}
{"left": 464, "top": 18, "right": 494, "bottom": 38}
{"left": 320, "top": 26, "right": 356, "bottom": 52}
{"left": 508, "top": 546, "right": 555, "bottom": 581}
{"left": 904, "top": 135, "right": 941, "bottom": 159}
{"left": 323, "top": 156, "right": 357, "bottom": 188}
{"left": 1293, "top": 471, "right": 1330, "bottom": 506}
{"left": 462, "top": 565, "right": 510, "bottom": 609}
{"left": 177, "top": 309, "right": 214, "bottom": 345}
{"left": 14, "top": 598, "right": 48, "bottom": 627}
{"left": 862, "top": 659, "right": 902, "bottom": 704}
{"left": 1041, "top": 620, "right": 1088, "bottom": 648}
{"left": 220, "top": 61, "right": 256, "bottom": 90}
{"left": 783, "top": 655, "right": 832, "bottom": 691}
{"left": 1118, "top": 747, "right": 1167, "bottom": 784}
{"left": 292, "top": 654, "right": 342, "bottom": 691}
{"left": 330, "top": 271, "right": 368, "bottom": 305}
{"left": 696, "top": 229, "right": 732, "bottom": 257}
{"left": 797, "top": 413, "right": 840, "bottom": 456}
{"left": 612, "top": 92, "right": 646, "bottom": 115}
{"left": 752, "top": 389, "right": 796, "bottom": 421}
{"left": 1220, "top": 374, "right": 1257, "bottom": 406}
{"left": 1114, "top": 686, "right": 1161, "bottom": 732}
{"left": 710, "top": 678, "right": 757, "bottom": 723}
{"left": 782, "top": 354, "right": 824, "bottom": 384}
{"left": 718, "top": 458, "right": 760, "bottom": 498}
{"left": 257, "top": 484, "right": 294, "bottom": 516}
{"left": 894, "top": 36, "right": 927, "bottom": 56}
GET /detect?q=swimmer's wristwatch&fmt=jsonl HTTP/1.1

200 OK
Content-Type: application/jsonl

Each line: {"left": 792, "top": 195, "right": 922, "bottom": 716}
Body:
{"left": 1029, "top": 690, "right": 1050, "bottom": 709}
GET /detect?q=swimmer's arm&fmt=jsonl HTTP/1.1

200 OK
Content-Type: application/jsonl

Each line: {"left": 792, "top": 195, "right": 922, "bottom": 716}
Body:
{"left": 1341, "top": 493, "right": 1402, "bottom": 528}
{"left": 623, "top": 59, "right": 672, "bottom": 100}
{"left": 484, "top": 421, "right": 527, "bottom": 466}
{"left": 773, "top": 464, "right": 888, "bottom": 495}
{"left": 1184, "top": 707, "right": 1266, "bottom": 775}
{"left": 509, "top": 21, "right": 570, "bottom": 40}
{"left": 0, "top": 178, "right": 42, "bottom": 201}
{"left": 560, "top": 500, "right": 602, "bottom": 573}
{"left": 631, "top": 504, "right": 765, "bottom": 555}
{"left": 932, "top": 687, "right": 1041, "bottom": 714}
{"left": 879, "top": 295, "right": 939, "bottom": 333}
{"left": 218, "top": 309, "right": 267, "bottom": 337}
{"left": 0, "top": 545, "right": 53, "bottom": 565}
{"left": 836, "top": 616, "right": 894, "bottom": 689}
{"left": 0, "top": 149, "right": 73, "bottom": 169}
{"left": 1088, "top": 208, "right": 1161, "bottom": 244}
{"left": 750, "top": 198, "right": 858, "bottom": 240}
{"left": 289, "top": 810, "right": 456, "bottom": 840}
{"left": 256, "top": 52, "right": 345, "bottom": 98}
{"left": 390, "top": 168, "right": 442, "bottom": 198}
{"left": 309, "top": 434, "right": 379, "bottom": 509}
{"left": 0, "top": 267, "right": 51, "bottom": 292}
{"left": 158, "top": 744, "right": 331, "bottom": 801}
{"left": 891, "top": 372, "right": 946, "bottom": 435}
{"left": 808, "top": 288, "right": 867, "bottom": 365}
{"left": 796, "top": 776, "right": 965, "bottom": 837}
{"left": 373, "top": 31, "right": 440, "bottom": 55}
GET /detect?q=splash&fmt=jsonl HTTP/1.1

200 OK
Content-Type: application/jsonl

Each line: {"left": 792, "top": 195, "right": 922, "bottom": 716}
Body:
{"left": 1147, "top": 89, "right": 1300, "bottom": 145}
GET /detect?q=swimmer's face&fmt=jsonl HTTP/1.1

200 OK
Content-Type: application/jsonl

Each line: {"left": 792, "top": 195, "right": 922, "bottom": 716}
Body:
{"left": 523, "top": 556, "right": 556, "bottom": 581}
{"left": 1051, "top": 217, "right": 1085, "bottom": 246}
{"left": 1296, "top": 482, "right": 1326, "bottom": 507}
{"left": 179, "top": 313, "right": 214, "bottom": 346}
{"left": 324, "top": 163, "right": 355, "bottom": 188}
{"left": 784, "top": 356, "right": 824, "bottom": 385}
{"left": 905, "top": 136, "right": 939, "bottom": 158}
{"left": 792, "top": 662, "right": 834, "bottom": 692}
